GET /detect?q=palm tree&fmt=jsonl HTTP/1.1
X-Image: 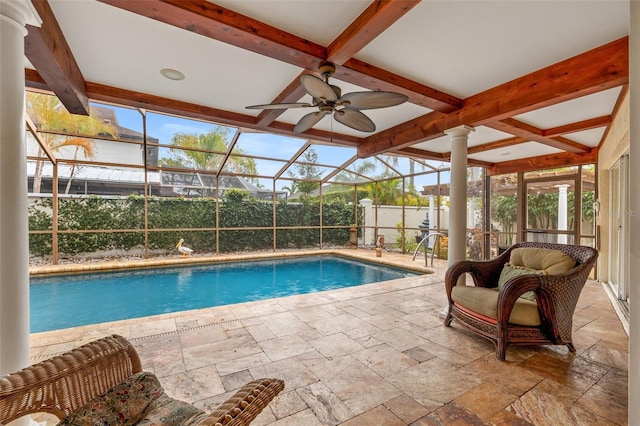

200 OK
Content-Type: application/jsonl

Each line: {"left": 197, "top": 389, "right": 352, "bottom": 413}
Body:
{"left": 159, "top": 129, "right": 256, "bottom": 174}
{"left": 367, "top": 177, "right": 403, "bottom": 205}
{"left": 26, "top": 92, "right": 116, "bottom": 193}
{"left": 333, "top": 159, "right": 376, "bottom": 183}
{"left": 380, "top": 154, "right": 430, "bottom": 193}
{"left": 282, "top": 181, "right": 299, "bottom": 197}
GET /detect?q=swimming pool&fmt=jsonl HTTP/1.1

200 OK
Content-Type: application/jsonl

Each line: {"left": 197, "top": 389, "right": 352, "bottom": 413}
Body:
{"left": 30, "top": 255, "right": 417, "bottom": 332}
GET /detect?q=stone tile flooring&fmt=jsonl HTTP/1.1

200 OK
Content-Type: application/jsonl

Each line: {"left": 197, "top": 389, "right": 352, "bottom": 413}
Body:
{"left": 28, "top": 249, "right": 629, "bottom": 425}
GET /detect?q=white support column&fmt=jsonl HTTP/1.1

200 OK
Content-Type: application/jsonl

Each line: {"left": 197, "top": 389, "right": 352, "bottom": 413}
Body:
{"left": 557, "top": 184, "right": 569, "bottom": 244}
{"left": 428, "top": 195, "right": 435, "bottom": 231}
{"left": 0, "top": 0, "right": 41, "bottom": 376}
{"left": 359, "top": 198, "right": 374, "bottom": 245}
{"left": 445, "top": 125, "right": 474, "bottom": 270}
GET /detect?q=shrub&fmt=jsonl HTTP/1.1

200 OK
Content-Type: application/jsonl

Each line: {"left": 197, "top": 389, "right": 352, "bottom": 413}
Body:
{"left": 28, "top": 192, "right": 358, "bottom": 257}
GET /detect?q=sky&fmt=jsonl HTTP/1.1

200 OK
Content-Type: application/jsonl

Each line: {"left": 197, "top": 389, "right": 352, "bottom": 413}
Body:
{"left": 100, "top": 102, "right": 450, "bottom": 192}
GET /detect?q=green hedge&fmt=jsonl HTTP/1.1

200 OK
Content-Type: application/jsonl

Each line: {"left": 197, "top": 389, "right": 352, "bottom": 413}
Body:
{"left": 28, "top": 190, "right": 359, "bottom": 256}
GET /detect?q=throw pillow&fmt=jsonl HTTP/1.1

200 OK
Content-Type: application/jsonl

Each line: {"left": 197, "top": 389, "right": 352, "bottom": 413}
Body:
{"left": 57, "top": 372, "right": 164, "bottom": 426}
{"left": 497, "top": 263, "right": 547, "bottom": 301}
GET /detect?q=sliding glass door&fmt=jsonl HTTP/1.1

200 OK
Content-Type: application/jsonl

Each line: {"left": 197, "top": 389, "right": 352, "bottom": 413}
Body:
{"left": 609, "top": 155, "right": 629, "bottom": 306}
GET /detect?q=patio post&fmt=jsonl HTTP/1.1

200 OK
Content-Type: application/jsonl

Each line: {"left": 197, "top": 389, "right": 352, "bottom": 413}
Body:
{"left": 444, "top": 125, "right": 474, "bottom": 276}
{"left": 428, "top": 194, "right": 435, "bottom": 232}
{"left": 557, "top": 184, "right": 569, "bottom": 243}
{"left": 0, "top": 0, "right": 41, "bottom": 377}
{"left": 359, "top": 198, "right": 374, "bottom": 245}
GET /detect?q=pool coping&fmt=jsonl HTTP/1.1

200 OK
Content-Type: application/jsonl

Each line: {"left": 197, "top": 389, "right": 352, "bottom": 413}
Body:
{"left": 28, "top": 255, "right": 447, "bottom": 360}
{"left": 29, "top": 248, "right": 437, "bottom": 277}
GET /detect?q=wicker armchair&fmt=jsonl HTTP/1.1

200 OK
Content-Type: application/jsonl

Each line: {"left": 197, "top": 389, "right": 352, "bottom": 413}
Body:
{"left": 444, "top": 242, "right": 598, "bottom": 360}
{"left": 0, "top": 335, "right": 284, "bottom": 426}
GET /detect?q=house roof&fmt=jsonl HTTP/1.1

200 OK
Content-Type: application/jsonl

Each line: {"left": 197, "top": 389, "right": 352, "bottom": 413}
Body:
{"left": 90, "top": 105, "right": 159, "bottom": 143}
{"left": 24, "top": 1, "right": 629, "bottom": 176}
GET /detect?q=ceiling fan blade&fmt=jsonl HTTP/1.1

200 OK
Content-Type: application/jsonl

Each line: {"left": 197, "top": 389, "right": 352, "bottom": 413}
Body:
{"left": 334, "top": 109, "right": 376, "bottom": 132}
{"left": 300, "top": 75, "right": 338, "bottom": 102}
{"left": 294, "top": 110, "right": 330, "bottom": 133}
{"left": 340, "top": 91, "right": 409, "bottom": 110}
{"left": 246, "top": 102, "right": 313, "bottom": 110}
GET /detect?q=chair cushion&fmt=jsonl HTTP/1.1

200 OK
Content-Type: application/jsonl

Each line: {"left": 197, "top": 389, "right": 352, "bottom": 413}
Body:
{"left": 57, "top": 372, "right": 164, "bottom": 426}
{"left": 509, "top": 247, "right": 576, "bottom": 274}
{"left": 451, "top": 286, "right": 541, "bottom": 326}
{"left": 57, "top": 372, "right": 205, "bottom": 426}
{"left": 497, "top": 263, "right": 547, "bottom": 301}
{"left": 138, "top": 394, "right": 206, "bottom": 426}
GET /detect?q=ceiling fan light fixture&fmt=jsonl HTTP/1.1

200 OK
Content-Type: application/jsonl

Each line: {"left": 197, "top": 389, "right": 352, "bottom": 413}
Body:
{"left": 318, "top": 61, "right": 336, "bottom": 78}
{"left": 246, "top": 61, "right": 408, "bottom": 134}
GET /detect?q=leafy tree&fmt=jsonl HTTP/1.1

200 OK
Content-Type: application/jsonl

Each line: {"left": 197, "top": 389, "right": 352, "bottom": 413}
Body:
{"left": 491, "top": 194, "right": 517, "bottom": 244}
{"left": 289, "top": 148, "right": 321, "bottom": 196}
{"left": 26, "top": 92, "right": 117, "bottom": 193}
{"left": 527, "top": 193, "right": 559, "bottom": 229}
{"left": 402, "top": 189, "right": 428, "bottom": 207}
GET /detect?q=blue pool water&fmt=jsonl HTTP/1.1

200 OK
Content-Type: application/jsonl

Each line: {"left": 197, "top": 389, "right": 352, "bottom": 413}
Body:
{"left": 30, "top": 255, "right": 416, "bottom": 332}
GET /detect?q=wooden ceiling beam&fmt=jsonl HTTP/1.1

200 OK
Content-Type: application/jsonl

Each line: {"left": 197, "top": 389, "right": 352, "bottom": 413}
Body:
{"left": 394, "top": 147, "right": 446, "bottom": 160}
{"left": 486, "top": 150, "right": 598, "bottom": 176}
{"left": 336, "top": 59, "right": 461, "bottom": 112}
{"left": 98, "top": 0, "right": 460, "bottom": 114}
{"left": 441, "top": 156, "right": 494, "bottom": 169}
{"left": 255, "top": 71, "right": 311, "bottom": 128}
{"left": 597, "top": 85, "right": 628, "bottom": 150}
{"left": 85, "top": 81, "right": 363, "bottom": 145}
{"left": 459, "top": 36, "right": 627, "bottom": 124}
{"left": 358, "top": 36, "right": 628, "bottom": 157}
{"left": 467, "top": 136, "right": 527, "bottom": 155}
{"left": 25, "top": 0, "right": 89, "bottom": 115}
{"left": 396, "top": 147, "right": 493, "bottom": 168}
{"left": 85, "top": 81, "right": 256, "bottom": 129}
{"left": 254, "top": 1, "right": 422, "bottom": 128}
{"left": 25, "top": 68, "right": 48, "bottom": 90}
{"left": 98, "top": 0, "right": 326, "bottom": 69}
{"left": 25, "top": 69, "right": 363, "bottom": 146}
{"left": 544, "top": 115, "right": 612, "bottom": 137}
{"left": 487, "top": 119, "right": 591, "bottom": 153}
{"left": 326, "top": 0, "right": 420, "bottom": 65}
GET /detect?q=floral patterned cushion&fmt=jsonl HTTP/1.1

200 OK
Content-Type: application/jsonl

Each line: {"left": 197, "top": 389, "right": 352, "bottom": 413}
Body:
{"left": 138, "top": 394, "right": 206, "bottom": 426}
{"left": 56, "top": 372, "right": 205, "bottom": 426}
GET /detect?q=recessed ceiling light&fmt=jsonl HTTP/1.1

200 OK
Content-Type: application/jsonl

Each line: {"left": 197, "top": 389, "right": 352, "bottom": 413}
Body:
{"left": 160, "top": 68, "right": 185, "bottom": 81}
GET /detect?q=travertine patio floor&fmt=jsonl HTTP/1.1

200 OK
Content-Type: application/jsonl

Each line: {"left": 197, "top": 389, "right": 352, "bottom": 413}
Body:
{"left": 28, "top": 249, "right": 628, "bottom": 425}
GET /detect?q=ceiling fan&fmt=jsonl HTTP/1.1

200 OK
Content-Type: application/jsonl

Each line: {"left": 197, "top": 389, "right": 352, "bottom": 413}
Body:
{"left": 246, "top": 62, "right": 409, "bottom": 134}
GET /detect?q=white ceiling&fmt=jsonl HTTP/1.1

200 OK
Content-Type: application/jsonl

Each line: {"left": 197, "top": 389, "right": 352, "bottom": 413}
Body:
{"left": 29, "top": 0, "right": 630, "bottom": 168}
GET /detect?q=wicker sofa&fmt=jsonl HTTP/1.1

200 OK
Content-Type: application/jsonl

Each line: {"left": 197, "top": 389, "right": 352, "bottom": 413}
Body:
{"left": 444, "top": 242, "right": 598, "bottom": 360}
{"left": 0, "top": 335, "right": 284, "bottom": 426}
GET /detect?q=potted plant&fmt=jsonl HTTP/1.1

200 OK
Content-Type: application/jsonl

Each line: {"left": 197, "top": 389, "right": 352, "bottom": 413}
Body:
{"left": 349, "top": 226, "right": 357, "bottom": 247}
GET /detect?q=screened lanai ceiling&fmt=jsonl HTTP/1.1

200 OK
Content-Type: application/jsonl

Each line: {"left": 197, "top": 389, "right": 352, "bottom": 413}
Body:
{"left": 24, "top": 0, "right": 629, "bottom": 178}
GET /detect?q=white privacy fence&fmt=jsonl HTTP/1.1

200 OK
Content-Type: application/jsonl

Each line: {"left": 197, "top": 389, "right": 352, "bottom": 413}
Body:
{"left": 358, "top": 198, "right": 450, "bottom": 247}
